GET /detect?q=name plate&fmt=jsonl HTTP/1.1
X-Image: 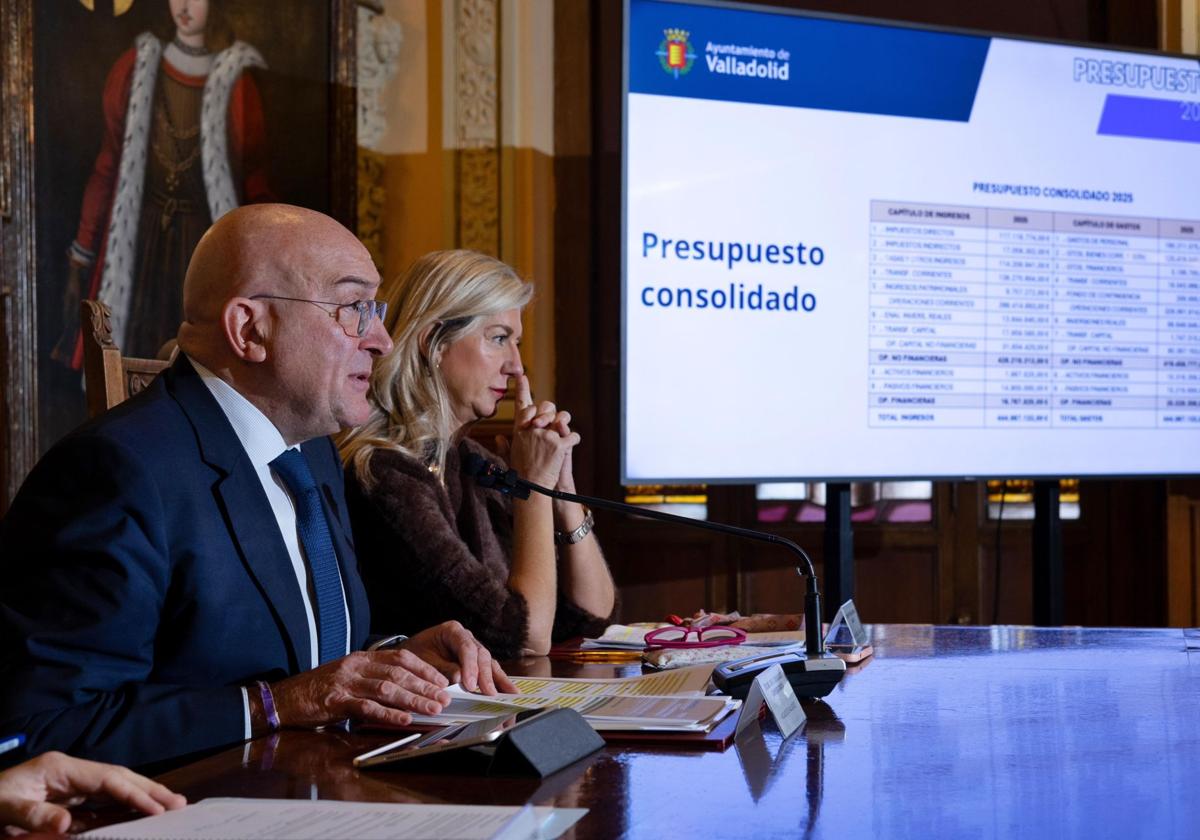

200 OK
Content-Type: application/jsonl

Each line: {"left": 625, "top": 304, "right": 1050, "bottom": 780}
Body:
{"left": 824, "top": 598, "right": 869, "bottom": 648}
{"left": 734, "top": 663, "right": 806, "bottom": 738}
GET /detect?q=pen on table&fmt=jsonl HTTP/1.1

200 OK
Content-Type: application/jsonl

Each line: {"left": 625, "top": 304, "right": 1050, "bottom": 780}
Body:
{"left": 351, "top": 732, "right": 420, "bottom": 767}
{"left": 559, "top": 651, "right": 645, "bottom": 662}
{"left": 0, "top": 734, "right": 25, "bottom": 756}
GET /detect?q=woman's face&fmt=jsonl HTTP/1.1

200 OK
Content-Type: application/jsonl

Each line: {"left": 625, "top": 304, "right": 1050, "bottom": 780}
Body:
{"left": 169, "top": 0, "right": 209, "bottom": 38}
{"left": 437, "top": 308, "right": 524, "bottom": 431}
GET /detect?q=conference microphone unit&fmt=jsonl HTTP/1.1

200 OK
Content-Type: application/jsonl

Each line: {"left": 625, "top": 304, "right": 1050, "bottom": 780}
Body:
{"left": 463, "top": 453, "right": 846, "bottom": 699}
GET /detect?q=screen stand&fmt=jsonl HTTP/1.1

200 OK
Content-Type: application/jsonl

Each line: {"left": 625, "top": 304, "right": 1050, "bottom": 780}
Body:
{"left": 1032, "top": 480, "right": 1063, "bottom": 626}
{"left": 823, "top": 483, "right": 854, "bottom": 610}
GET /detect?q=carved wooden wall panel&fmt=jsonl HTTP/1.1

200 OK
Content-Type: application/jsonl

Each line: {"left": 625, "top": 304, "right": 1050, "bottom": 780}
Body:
{"left": 454, "top": 0, "right": 499, "bottom": 255}
{"left": 355, "top": 1, "right": 401, "bottom": 269}
{"left": 357, "top": 147, "right": 387, "bottom": 267}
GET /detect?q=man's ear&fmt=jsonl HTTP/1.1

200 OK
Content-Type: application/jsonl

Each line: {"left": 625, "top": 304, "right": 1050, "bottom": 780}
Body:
{"left": 222, "top": 298, "right": 269, "bottom": 363}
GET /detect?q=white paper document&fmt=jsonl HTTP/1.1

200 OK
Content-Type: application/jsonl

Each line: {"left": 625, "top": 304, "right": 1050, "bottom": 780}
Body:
{"left": 580, "top": 624, "right": 653, "bottom": 650}
{"left": 81, "top": 798, "right": 586, "bottom": 840}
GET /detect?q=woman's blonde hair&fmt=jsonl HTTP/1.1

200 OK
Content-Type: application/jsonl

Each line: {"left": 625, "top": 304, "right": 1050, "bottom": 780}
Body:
{"left": 339, "top": 249, "right": 533, "bottom": 486}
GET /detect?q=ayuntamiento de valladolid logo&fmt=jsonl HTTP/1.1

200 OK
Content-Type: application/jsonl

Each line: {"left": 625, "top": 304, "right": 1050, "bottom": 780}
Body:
{"left": 657, "top": 27, "right": 791, "bottom": 81}
{"left": 657, "top": 28, "right": 696, "bottom": 78}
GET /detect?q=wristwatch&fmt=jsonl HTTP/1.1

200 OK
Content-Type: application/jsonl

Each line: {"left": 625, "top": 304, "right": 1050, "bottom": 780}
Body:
{"left": 367, "top": 634, "right": 409, "bottom": 651}
{"left": 555, "top": 507, "right": 595, "bottom": 545}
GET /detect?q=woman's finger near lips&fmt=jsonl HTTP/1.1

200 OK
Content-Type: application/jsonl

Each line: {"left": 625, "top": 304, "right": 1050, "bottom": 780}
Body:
{"left": 515, "top": 374, "right": 534, "bottom": 410}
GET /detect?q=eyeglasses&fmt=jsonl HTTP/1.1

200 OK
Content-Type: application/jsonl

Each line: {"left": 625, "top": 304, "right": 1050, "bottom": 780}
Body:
{"left": 250, "top": 294, "right": 388, "bottom": 337}
{"left": 643, "top": 625, "right": 747, "bottom": 649}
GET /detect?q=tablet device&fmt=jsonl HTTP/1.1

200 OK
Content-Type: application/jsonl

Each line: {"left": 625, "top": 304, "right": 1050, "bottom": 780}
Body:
{"left": 353, "top": 709, "right": 545, "bottom": 769}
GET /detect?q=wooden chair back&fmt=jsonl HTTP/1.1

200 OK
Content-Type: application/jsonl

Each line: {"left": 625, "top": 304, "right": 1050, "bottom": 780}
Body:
{"left": 80, "top": 300, "right": 178, "bottom": 418}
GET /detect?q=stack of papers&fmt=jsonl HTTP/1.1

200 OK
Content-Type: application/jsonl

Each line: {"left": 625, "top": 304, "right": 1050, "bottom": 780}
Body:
{"left": 580, "top": 624, "right": 657, "bottom": 650}
{"left": 409, "top": 667, "right": 739, "bottom": 733}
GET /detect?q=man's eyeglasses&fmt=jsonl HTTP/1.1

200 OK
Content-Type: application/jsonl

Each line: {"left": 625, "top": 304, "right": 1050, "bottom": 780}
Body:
{"left": 643, "top": 626, "right": 747, "bottom": 649}
{"left": 250, "top": 295, "right": 387, "bottom": 338}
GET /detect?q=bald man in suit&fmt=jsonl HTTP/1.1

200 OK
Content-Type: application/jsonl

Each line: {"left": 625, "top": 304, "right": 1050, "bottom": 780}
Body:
{"left": 0, "top": 205, "right": 514, "bottom": 768}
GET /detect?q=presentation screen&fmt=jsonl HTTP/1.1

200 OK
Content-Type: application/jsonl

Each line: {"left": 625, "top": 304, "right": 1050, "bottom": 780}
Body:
{"left": 622, "top": 0, "right": 1200, "bottom": 483}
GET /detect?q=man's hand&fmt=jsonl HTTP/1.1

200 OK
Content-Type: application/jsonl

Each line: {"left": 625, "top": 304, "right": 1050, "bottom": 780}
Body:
{"left": 403, "top": 621, "right": 519, "bottom": 695}
{"left": 268, "top": 649, "right": 453, "bottom": 730}
{"left": 0, "top": 752, "right": 186, "bottom": 834}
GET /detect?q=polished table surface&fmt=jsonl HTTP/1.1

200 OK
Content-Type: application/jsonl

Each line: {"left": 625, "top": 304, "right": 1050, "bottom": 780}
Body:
{"left": 117, "top": 626, "right": 1200, "bottom": 838}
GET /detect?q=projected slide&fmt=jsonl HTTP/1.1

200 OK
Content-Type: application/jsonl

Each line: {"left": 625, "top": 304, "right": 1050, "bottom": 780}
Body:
{"left": 623, "top": 0, "right": 1200, "bottom": 482}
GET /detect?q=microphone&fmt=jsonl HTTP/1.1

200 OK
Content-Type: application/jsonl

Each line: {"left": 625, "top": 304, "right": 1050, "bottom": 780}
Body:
{"left": 463, "top": 452, "right": 846, "bottom": 697}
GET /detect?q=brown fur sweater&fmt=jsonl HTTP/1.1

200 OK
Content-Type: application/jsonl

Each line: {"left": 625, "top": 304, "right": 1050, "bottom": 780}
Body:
{"left": 345, "top": 438, "right": 612, "bottom": 659}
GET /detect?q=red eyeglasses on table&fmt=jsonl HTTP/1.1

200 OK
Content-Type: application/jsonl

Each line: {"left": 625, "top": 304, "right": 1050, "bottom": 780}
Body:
{"left": 643, "top": 625, "right": 748, "bottom": 649}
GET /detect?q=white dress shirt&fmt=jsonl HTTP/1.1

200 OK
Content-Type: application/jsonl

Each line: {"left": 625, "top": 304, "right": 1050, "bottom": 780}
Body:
{"left": 190, "top": 358, "right": 350, "bottom": 737}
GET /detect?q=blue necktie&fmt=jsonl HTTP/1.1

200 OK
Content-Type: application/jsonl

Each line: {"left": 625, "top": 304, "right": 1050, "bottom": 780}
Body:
{"left": 269, "top": 448, "right": 347, "bottom": 666}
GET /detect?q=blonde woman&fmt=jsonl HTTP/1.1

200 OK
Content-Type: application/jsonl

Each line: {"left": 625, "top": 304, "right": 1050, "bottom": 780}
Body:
{"left": 340, "top": 251, "right": 615, "bottom": 657}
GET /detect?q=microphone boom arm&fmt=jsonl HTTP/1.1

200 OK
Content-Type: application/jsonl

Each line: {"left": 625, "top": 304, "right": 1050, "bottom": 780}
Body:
{"left": 470, "top": 456, "right": 826, "bottom": 657}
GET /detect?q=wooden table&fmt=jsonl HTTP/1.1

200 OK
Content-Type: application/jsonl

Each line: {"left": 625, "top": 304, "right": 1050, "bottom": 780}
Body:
{"left": 94, "top": 625, "right": 1200, "bottom": 838}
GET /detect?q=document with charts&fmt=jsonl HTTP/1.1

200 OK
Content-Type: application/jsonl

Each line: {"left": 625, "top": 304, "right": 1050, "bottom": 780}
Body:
{"left": 406, "top": 667, "right": 738, "bottom": 732}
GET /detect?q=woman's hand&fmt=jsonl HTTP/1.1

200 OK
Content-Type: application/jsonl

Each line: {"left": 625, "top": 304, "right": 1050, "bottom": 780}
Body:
{"left": 498, "top": 375, "right": 580, "bottom": 492}
{"left": 548, "top": 405, "right": 579, "bottom": 493}
{"left": 507, "top": 375, "right": 578, "bottom": 487}
{"left": 501, "top": 374, "right": 612, "bottom": 648}
{"left": 511, "top": 378, "right": 586, "bottom": 531}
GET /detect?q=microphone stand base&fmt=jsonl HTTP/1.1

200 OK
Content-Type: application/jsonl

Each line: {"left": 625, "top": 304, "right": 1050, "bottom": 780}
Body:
{"left": 713, "top": 650, "right": 847, "bottom": 700}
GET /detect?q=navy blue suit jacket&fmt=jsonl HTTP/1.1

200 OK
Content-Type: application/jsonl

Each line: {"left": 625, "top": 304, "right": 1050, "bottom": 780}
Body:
{"left": 0, "top": 357, "right": 370, "bottom": 767}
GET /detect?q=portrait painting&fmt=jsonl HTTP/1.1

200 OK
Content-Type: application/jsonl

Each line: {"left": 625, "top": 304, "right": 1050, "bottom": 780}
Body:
{"left": 32, "top": 0, "right": 354, "bottom": 450}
